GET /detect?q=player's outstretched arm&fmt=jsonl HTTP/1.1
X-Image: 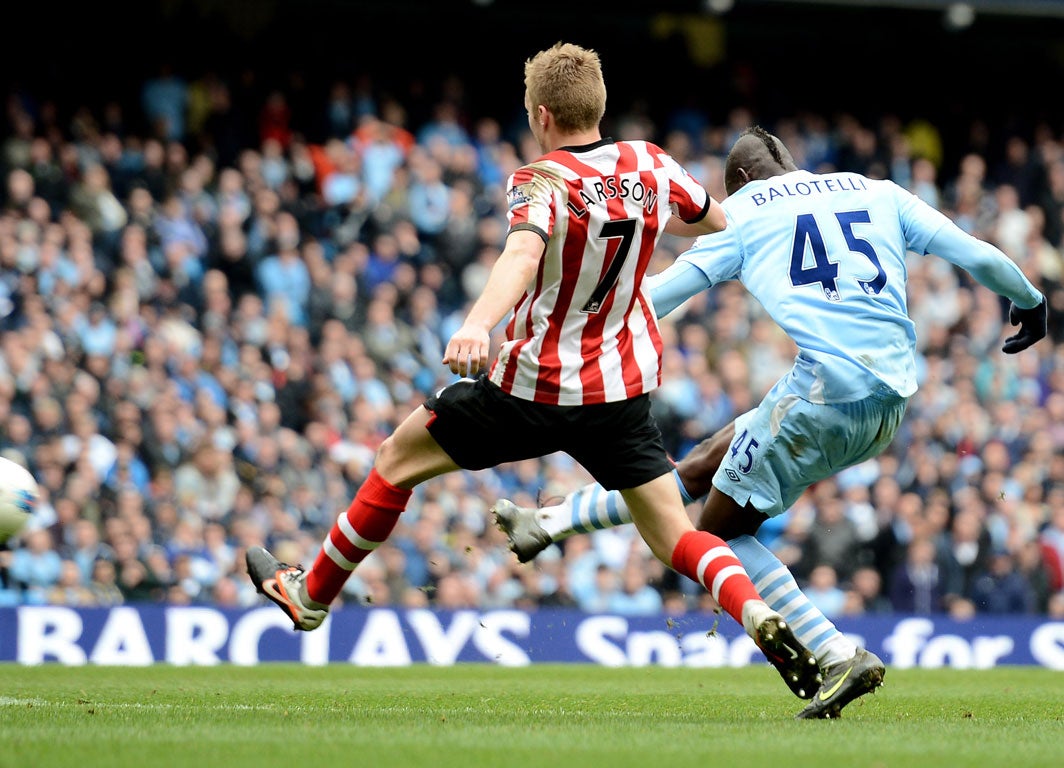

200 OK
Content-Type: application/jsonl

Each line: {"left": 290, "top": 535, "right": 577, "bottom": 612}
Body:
{"left": 645, "top": 260, "right": 714, "bottom": 319}
{"left": 923, "top": 226, "right": 1046, "bottom": 353}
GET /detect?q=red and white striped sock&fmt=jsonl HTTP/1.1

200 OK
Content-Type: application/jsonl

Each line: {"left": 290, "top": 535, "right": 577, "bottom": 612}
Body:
{"left": 305, "top": 468, "right": 411, "bottom": 605}
{"left": 671, "top": 530, "right": 763, "bottom": 624}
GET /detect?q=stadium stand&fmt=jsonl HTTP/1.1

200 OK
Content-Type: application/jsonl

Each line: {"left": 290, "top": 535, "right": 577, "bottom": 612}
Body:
{"left": 1, "top": 1, "right": 1064, "bottom": 619}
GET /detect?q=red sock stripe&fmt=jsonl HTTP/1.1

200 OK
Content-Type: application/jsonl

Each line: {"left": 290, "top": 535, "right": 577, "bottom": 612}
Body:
{"left": 671, "top": 530, "right": 761, "bottom": 623}
{"left": 326, "top": 526, "right": 372, "bottom": 563}
{"left": 305, "top": 469, "right": 411, "bottom": 604}
{"left": 328, "top": 495, "right": 406, "bottom": 563}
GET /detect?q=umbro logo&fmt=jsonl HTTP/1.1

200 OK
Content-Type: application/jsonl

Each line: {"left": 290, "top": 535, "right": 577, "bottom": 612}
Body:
{"left": 725, "top": 469, "right": 741, "bottom": 482}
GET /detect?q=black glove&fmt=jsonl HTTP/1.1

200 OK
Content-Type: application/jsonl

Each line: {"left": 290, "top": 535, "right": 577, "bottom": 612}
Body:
{"left": 1002, "top": 297, "right": 1047, "bottom": 354}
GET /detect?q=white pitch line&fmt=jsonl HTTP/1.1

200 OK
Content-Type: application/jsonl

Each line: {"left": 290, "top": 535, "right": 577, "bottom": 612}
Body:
{"left": 0, "top": 696, "right": 277, "bottom": 711}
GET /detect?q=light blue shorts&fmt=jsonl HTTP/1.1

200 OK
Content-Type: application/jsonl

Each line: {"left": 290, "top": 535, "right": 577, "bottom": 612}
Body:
{"left": 712, "top": 379, "right": 908, "bottom": 517}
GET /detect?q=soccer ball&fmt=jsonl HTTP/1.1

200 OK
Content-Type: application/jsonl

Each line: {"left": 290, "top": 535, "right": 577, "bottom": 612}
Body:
{"left": 0, "top": 456, "right": 39, "bottom": 543}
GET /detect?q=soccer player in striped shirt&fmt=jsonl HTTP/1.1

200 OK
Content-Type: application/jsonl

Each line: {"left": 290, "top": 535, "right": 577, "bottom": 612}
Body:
{"left": 492, "top": 125, "right": 1048, "bottom": 718}
{"left": 247, "top": 45, "right": 817, "bottom": 695}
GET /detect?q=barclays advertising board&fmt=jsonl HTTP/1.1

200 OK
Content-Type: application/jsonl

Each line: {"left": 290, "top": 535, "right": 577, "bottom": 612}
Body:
{"left": 1, "top": 606, "right": 1063, "bottom": 669}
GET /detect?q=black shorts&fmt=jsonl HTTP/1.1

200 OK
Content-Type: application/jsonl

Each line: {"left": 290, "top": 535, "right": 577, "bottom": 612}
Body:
{"left": 423, "top": 375, "right": 672, "bottom": 491}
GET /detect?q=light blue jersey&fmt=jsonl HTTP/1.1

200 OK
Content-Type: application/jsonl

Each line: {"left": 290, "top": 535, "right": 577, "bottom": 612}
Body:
{"left": 650, "top": 170, "right": 1043, "bottom": 403}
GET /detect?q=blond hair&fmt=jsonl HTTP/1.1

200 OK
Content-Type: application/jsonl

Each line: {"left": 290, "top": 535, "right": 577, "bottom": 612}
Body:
{"left": 524, "top": 42, "right": 606, "bottom": 133}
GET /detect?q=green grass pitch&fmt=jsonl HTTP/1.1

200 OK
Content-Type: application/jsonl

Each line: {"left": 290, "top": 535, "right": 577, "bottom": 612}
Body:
{"left": 1, "top": 664, "right": 1061, "bottom": 768}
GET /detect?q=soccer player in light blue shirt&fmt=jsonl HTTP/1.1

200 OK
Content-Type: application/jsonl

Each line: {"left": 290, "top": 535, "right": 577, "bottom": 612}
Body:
{"left": 651, "top": 132, "right": 1043, "bottom": 405}
{"left": 492, "top": 126, "right": 1047, "bottom": 718}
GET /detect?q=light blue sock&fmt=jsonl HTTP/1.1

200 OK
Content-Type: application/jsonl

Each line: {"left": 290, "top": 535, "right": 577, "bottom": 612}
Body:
{"left": 727, "top": 534, "right": 856, "bottom": 667}
{"left": 672, "top": 467, "right": 697, "bottom": 505}
{"left": 544, "top": 468, "right": 696, "bottom": 538}
{"left": 565, "top": 482, "right": 631, "bottom": 535}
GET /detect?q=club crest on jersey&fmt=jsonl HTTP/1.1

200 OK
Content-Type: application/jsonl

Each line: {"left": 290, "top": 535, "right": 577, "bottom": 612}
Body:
{"left": 507, "top": 183, "right": 533, "bottom": 211}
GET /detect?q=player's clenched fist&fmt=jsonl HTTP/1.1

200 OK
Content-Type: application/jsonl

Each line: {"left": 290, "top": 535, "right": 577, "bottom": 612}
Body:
{"left": 443, "top": 325, "right": 490, "bottom": 377}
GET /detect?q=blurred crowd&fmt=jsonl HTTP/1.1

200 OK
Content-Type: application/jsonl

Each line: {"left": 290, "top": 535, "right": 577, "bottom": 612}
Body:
{"left": 1, "top": 64, "right": 1064, "bottom": 622}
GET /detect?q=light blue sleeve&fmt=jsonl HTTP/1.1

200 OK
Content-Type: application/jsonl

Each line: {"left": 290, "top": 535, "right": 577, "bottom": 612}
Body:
{"left": 646, "top": 225, "right": 744, "bottom": 318}
{"left": 897, "top": 184, "right": 1043, "bottom": 308}
{"left": 646, "top": 261, "right": 713, "bottom": 318}
{"left": 926, "top": 227, "right": 1044, "bottom": 308}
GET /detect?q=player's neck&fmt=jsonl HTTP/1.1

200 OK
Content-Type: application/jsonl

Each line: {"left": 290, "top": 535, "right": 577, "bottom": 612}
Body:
{"left": 546, "top": 128, "right": 602, "bottom": 152}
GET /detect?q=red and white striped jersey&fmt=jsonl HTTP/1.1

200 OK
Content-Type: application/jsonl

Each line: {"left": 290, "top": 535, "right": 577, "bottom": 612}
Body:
{"left": 489, "top": 138, "right": 710, "bottom": 405}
